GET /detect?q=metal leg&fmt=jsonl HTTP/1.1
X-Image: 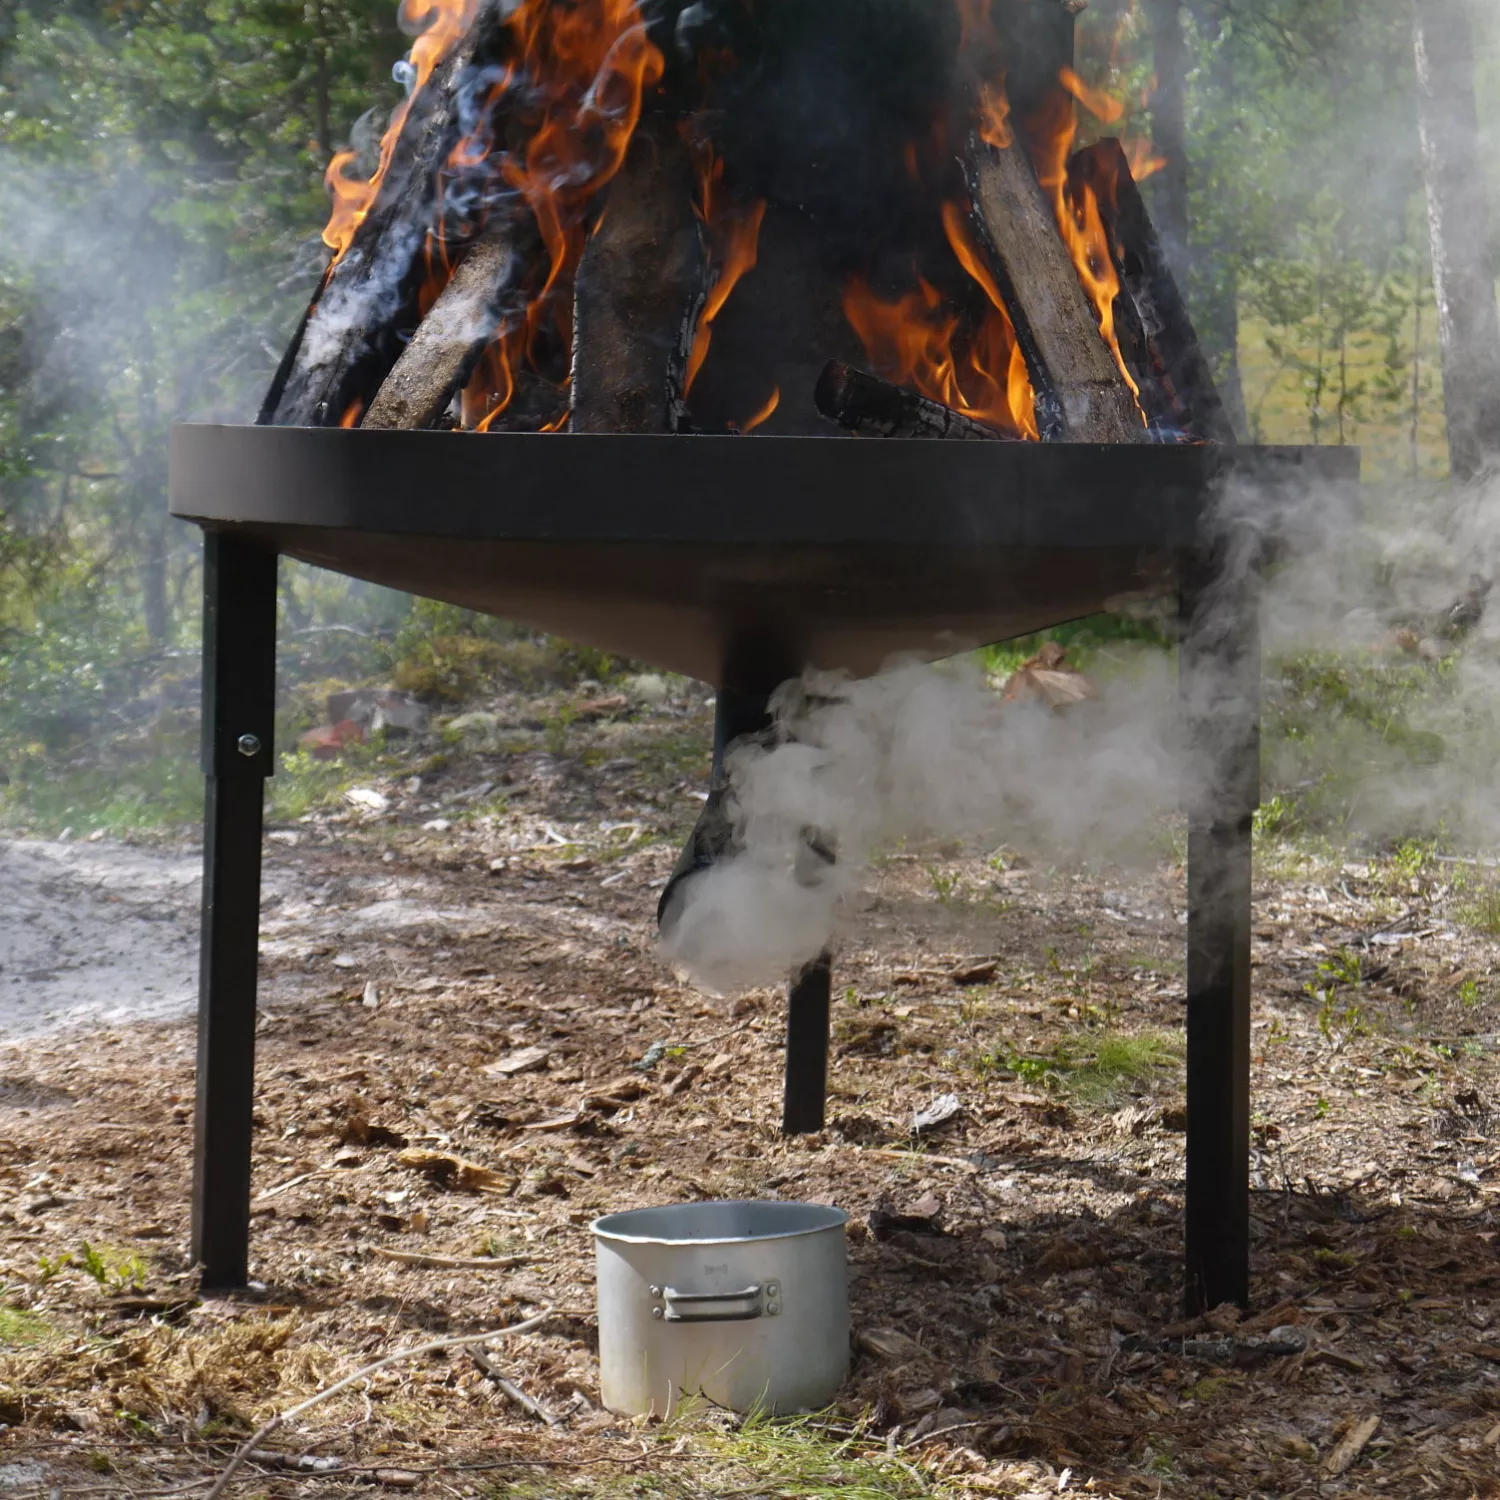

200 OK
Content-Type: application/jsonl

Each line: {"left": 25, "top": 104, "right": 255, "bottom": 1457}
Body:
{"left": 783, "top": 955, "right": 831, "bottom": 1134}
{"left": 714, "top": 657, "right": 832, "bottom": 1137}
{"left": 1180, "top": 538, "right": 1259, "bottom": 1315}
{"left": 191, "top": 532, "right": 277, "bottom": 1291}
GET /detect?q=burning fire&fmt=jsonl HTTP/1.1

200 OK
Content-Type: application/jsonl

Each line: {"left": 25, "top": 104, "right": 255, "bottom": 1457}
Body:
{"left": 685, "top": 150, "right": 768, "bottom": 398}
{"left": 317, "top": 0, "right": 1169, "bottom": 439}
{"left": 323, "top": 0, "right": 666, "bottom": 430}
{"left": 977, "top": 81, "right": 1013, "bottom": 150}
{"left": 843, "top": 255, "right": 1037, "bottom": 441}
{"left": 1058, "top": 66, "right": 1166, "bottom": 183}
{"left": 324, "top": 0, "right": 481, "bottom": 263}
{"left": 1023, "top": 76, "right": 1143, "bottom": 407}
{"left": 740, "top": 386, "right": 780, "bottom": 433}
{"left": 449, "top": 0, "right": 666, "bottom": 429}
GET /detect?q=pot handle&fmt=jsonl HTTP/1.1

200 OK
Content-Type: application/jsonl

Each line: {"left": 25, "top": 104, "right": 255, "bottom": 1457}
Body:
{"left": 658, "top": 1284, "right": 774, "bottom": 1322}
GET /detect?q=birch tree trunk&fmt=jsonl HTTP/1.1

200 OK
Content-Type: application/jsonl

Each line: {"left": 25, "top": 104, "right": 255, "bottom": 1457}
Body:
{"left": 1412, "top": 0, "right": 1500, "bottom": 481}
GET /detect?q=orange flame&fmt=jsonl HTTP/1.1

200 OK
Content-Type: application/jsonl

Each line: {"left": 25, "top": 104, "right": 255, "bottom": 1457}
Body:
{"left": 740, "top": 385, "right": 780, "bottom": 433}
{"left": 940, "top": 202, "right": 1039, "bottom": 438}
{"left": 465, "top": 324, "right": 521, "bottom": 430}
{"left": 441, "top": 0, "right": 665, "bottom": 430}
{"left": 1023, "top": 79, "right": 1143, "bottom": 410}
{"left": 339, "top": 398, "right": 365, "bottom": 428}
{"left": 978, "top": 81, "right": 1013, "bottom": 150}
{"left": 324, "top": 0, "right": 481, "bottom": 263}
{"left": 843, "top": 223, "right": 1037, "bottom": 442}
{"left": 1058, "top": 65, "right": 1125, "bottom": 125}
{"left": 1123, "top": 137, "right": 1167, "bottom": 182}
{"left": 685, "top": 150, "right": 767, "bottom": 397}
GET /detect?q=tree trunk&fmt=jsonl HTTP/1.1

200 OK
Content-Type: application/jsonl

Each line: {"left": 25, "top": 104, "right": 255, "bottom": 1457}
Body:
{"left": 1143, "top": 0, "right": 1189, "bottom": 288}
{"left": 1189, "top": 6, "right": 1248, "bottom": 436}
{"left": 1412, "top": 0, "right": 1500, "bottom": 480}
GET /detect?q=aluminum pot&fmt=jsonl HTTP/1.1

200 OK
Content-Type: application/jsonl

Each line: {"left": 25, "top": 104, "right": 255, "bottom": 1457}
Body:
{"left": 592, "top": 1199, "right": 849, "bottom": 1417}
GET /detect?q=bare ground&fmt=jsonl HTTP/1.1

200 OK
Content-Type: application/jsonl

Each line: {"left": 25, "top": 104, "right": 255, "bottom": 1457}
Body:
{"left": 3, "top": 691, "right": 1500, "bottom": 1499}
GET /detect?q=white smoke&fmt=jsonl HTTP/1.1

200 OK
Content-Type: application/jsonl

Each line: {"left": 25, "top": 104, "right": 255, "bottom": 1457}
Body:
{"left": 660, "top": 651, "right": 1183, "bottom": 994}
{"left": 659, "top": 464, "right": 1500, "bottom": 996}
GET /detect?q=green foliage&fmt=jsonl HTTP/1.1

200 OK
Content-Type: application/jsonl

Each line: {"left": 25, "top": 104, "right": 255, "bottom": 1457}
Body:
{"left": 979, "top": 1030, "right": 1180, "bottom": 1106}
{"left": 37, "top": 1242, "right": 148, "bottom": 1293}
{"left": 977, "top": 612, "right": 1172, "bottom": 679}
{"left": 1261, "top": 647, "right": 1470, "bottom": 841}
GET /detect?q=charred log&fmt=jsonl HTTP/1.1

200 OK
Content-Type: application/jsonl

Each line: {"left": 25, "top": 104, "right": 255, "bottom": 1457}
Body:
{"left": 1071, "top": 138, "right": 1234, "bottom": 444}
{"left": 264, "top": 0, "right": 515, "bottom": 428}
{"left": 815, "top": 360, "right": 1019, "bottom": 441}
{"left": 570, "top": 119, "right": 707, "bottom": 434}
{"left": 362, "top": 221, "right": 532, "bottom": 431}
{"left": 961, "top": 132, "right": 1145, "bottom": 444}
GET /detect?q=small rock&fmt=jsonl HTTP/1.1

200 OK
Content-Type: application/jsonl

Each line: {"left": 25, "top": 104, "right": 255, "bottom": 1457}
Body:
{"left": 622, "top": 673, "right": 669, "bottom": 705}
{"left": 447, "top": 711, "right": 500, "bottom": 737}
{"left": 421, "top": 818, "right": 452, "bottom": 833}
{"left": 331, "top": 953, "right": 358, "bottom": 970}
{"left": 361, "top": 981, "right": 380, "bottom": 1009}
{"left": 344, "top": 786, "right": 389, "bottom": 814}
{"left": 912, "top": 1093, "right": 963, "bottom": 1134}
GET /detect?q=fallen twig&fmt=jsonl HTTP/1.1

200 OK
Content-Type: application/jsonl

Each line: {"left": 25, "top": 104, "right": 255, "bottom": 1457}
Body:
{"left": 204, "top": 1308, "right": 555, "bottom": 1500}
{"left": 901, "top": 1419, "right": 991, "bottom": 1450}
{"left": 370, "top": 1247, "right": 530, "bottom": 1270}
{"left": 853, "top": 1147, "right": 981, "bottom": 1174}
{"left": 470, "top": 1346, "right": 560, "bottom": 1425}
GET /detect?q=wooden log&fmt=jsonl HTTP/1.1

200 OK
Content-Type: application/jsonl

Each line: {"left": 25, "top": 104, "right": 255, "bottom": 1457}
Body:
{"left": 1070, "top": 138, "right": 1235, "bottom": 444}
{"left": 570, "top": 118, "right": 706, "bottom": 434}
{"left": 961, "top": 132, "right": 1146, "bottom": 444}
{"left": 361, "top": 222, "right": 529, "bottom": 431}
{"left": 814, "top": 360, "right": 1020, "bottom": 441}
{"left": 265, "top": 0, "right": 514, "bottom": 428}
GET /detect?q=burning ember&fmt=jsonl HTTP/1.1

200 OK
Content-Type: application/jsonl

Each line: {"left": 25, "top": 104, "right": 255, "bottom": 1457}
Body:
{"left": 266, "top": 0, "right": 1220, "bottom": 447}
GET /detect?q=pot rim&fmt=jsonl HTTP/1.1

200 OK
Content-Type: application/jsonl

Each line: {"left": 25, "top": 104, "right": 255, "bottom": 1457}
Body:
{"left": 591, "top": 1198, "right": 848, "bottom": 1247}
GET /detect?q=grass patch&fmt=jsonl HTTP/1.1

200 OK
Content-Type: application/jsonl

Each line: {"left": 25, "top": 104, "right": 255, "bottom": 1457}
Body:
{"left": 980, "top": 1029, "right": 1181, "bottom": 1107}
{"left": 698, "top": 1410, "right": 935, "bottom": 1500}
{"left": 1454, "top": 879, "right": 1500, "bottom": 936}
{"left": 0, "top": 1303, "right": 58, "bottom": 1348}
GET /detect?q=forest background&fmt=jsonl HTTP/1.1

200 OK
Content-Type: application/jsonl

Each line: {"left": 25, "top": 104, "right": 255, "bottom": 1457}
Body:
{"left": 0, "top": 0, "right": 1496, "bottom": 833}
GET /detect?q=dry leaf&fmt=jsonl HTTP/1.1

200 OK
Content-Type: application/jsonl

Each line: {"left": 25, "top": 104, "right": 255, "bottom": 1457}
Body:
{"left": 396, "top": 1148, "right": 512, "bottom": 1194}
{"left": 912, "top": 1093, "right": 963, "bottom": 1134}
{"left": 950, "top": 960, "right": 999, "bottom": 986}
{"left": 1322, "top": 1414, "right": 1379, "bottom": 1476}
{"left": 1002, "top": 643, "right": 1097, "bottom": 708}
{"left": 859, "top": 1327, "right": 928, "bottom": 1361}
{"left": 483, "top": 1045, "right": 551, "bottom": 1078}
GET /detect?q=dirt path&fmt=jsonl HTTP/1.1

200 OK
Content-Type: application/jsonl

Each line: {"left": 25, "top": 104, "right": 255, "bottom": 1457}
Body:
{"left": 0, "top": 838, "right": 204, "bottom": 1036}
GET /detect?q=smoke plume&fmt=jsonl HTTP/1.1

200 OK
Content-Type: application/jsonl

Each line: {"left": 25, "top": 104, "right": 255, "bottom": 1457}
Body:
{"left": 659, "top": 465, "right": 1500, "bottom": 996}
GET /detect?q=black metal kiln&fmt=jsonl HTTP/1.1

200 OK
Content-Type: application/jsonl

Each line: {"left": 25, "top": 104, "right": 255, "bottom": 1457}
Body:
{"left": 163, "top": 0, "right": 1364, "bottom": 1318}
{"left": 171, "top": 426, "right": 1357, "bottom": 1316}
